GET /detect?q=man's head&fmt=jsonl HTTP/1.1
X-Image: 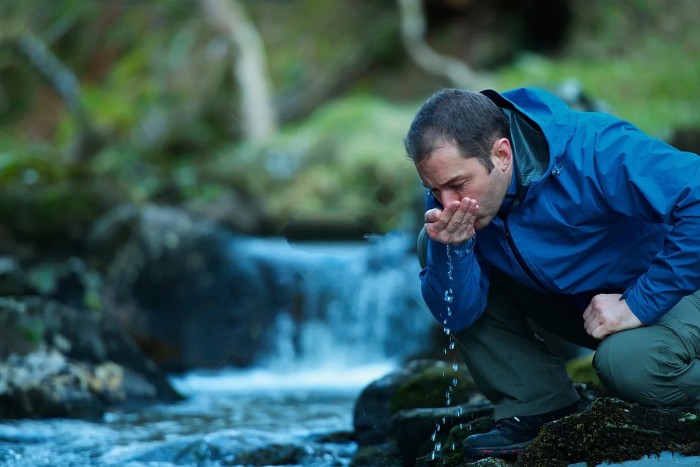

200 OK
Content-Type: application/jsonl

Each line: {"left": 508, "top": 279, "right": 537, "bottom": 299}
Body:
{"left": 406, "top": 89, "right": 514, "bottom": 231}
{"left": 404, "top": 88, "right": 510, "bottom": 171}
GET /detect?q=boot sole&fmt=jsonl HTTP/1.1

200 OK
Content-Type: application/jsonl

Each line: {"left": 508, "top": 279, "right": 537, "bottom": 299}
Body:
{"left": 463, "top": 440, "right": 532, "bottom": 460}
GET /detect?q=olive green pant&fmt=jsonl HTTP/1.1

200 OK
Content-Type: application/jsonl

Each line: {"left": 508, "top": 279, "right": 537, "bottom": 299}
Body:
{"left": 417, "top": 231, "right": 700, "bottom": 419}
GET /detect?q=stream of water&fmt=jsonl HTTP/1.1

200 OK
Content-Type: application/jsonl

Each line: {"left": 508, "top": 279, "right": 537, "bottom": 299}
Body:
{"left": 0, "top": 363, "right": 394, "bottom": 466}
{"left": 0, "top": 235, "right": 425, "bottom": 466}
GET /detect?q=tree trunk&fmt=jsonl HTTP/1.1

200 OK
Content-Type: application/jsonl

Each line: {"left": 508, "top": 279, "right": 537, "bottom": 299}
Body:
{"left": 397, "top": 0, "right": 484, "bottom": 90}
{"left": 199, "top": 0, "right": 277, "bottom": 142}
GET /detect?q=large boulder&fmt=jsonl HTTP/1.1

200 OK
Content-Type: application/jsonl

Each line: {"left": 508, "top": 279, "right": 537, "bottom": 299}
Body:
{"left": 87, "top": 203, "right": 282, "bottom": 371}
{"left": 0, "top": 296, "right": 181, "bottom": 419}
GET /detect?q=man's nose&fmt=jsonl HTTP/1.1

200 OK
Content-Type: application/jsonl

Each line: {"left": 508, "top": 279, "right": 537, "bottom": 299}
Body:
{"left": 440, "top": 190, "right": 460, "bottom": 207}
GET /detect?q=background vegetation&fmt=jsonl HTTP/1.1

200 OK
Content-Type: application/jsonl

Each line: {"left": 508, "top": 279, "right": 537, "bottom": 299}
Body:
{"left": 1, "top": 0, "right": 699, "bottom": 256}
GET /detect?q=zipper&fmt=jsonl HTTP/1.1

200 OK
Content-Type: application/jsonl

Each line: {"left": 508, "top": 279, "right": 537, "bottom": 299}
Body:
{"left": 500, "top": 214, "right": 548, "bottom": 292}
{"left": 552, "top": 156, "right": 563, "bottom": 176}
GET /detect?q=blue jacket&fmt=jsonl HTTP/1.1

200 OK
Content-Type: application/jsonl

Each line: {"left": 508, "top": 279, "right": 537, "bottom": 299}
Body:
{"left": 421, "top": 87, "right": 700, "bottom": 331}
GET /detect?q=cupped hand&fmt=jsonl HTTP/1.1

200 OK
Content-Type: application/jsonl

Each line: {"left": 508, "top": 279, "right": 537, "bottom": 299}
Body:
{"left": 582, "top": 294, "right": 644, "bottom": 340}
{"left": 424, "top": 198, "right": 479, "bottom": 245}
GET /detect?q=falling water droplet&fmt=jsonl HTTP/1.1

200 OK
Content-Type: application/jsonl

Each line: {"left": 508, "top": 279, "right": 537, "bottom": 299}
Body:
{"left": 443, "top": 288, "right": 453, "bottom": 303}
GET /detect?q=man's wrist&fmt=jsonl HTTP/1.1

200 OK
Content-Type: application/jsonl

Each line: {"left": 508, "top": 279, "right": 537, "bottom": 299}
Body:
{"left": 451, "top": 234, "right": 476, "bottom": 257}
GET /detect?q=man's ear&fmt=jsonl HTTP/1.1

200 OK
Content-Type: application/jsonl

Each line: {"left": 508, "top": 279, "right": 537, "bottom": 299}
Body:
{"left": 492, "top": 138, "right": 512, "bottom": 171}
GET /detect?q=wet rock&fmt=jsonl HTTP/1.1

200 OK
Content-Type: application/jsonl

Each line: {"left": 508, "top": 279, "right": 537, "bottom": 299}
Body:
{"left": 392, "top": 401, "right": 493, "bottom": 464}
{"left": 522, "top": 397, "right": 700, "bottom": 466}
{"left": 351, "top": 442, "right": 403, "bottom": 467}
{"left": 0, "top": 349, "right": 99, "bottom": 419}
{"left": 0, "top": 296, "right": 181, "bottom": 419}
{"left": 0, "top": 349, "right": 146, "bottom": 419}
{"left": 87, "top": 203, "right": 280, "bottom": 371}
{"left": 353, "top": 359, "right": 492, "bottom": 465}
{"left": 353, "top": 359, "right": 484, "bottom": 447}
{"left": 353, "top": 358, "right": 700, "bottom": 467}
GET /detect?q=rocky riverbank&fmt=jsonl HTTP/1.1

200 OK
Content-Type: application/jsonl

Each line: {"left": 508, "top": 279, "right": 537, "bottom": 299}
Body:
{"left": 351, "top": 358, "right": 700, "bottom": 466}
{"left": 0, "top": 296, "right": 181, "bottom": 420}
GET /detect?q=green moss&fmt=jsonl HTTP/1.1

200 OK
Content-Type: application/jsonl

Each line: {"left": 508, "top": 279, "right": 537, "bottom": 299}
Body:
{"left": 520, "top": 398, "right": 700, "bottom": 465}
{"left": 204, "top": 96, "right": 423, "bottom": 233}
{"left": 0, "top": 298, "right": 46, "bottom": 353}
{"left": 494, "top": 0, "right": 700, "bottom": 138}
{"left": 390, "top": 362, "right": 476, "bottom": 414}
{"left": 565, "top": 353, "right": 600, "bottom": 386}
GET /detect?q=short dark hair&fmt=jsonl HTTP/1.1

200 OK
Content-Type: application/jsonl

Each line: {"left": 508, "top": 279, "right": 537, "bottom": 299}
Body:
{"left": 404, "top": 88, "right": 510, "bottom": 172}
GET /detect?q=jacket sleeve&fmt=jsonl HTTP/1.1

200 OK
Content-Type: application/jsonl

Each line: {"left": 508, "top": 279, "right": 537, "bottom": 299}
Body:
{"left": 580, "top": 114, "right": 700, "bottom": 324}
{"left": 419, "top": 191, "right": 491, "bottom": 331}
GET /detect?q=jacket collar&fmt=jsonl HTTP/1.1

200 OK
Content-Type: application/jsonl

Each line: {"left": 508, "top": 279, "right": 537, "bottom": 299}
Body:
{"left": 482, "top": 90, "right": 550, "bottom": 210}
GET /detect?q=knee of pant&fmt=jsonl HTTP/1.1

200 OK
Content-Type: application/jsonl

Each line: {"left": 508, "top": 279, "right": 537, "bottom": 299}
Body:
{"left": 593, "top": 329, "right": 693, "bottom": 407}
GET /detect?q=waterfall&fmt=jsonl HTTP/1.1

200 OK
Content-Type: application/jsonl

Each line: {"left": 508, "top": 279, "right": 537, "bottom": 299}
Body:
{"left": 236, "top": 230, "right": 436, "bottom": 372}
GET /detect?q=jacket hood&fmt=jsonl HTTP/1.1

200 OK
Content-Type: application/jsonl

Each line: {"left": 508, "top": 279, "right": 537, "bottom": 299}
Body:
{"left": 481, "top": 87, "right": 573, "bottom": 167}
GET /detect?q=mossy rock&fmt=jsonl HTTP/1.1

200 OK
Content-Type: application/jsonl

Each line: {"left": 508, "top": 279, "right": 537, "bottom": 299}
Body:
{"left": 415, "top": 416, "right": 496, "bottom": 467}
{"left": 391, "top": 361, "right": 477, "bottom": 413}
{"left": 520, "top": 397, "right": 700, "bottom": 465}
{"left": 351, "top": 442, "right": 403, "bottom": 467}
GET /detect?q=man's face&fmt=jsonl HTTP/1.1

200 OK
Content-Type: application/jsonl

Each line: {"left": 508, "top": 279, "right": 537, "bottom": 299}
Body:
{"left": 416, "top": 142, "right": 512, "bottom": 230}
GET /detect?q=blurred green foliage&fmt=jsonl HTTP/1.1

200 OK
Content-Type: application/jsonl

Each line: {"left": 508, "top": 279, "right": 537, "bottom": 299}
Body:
{"left": 0, "top": 0, "right": 698, "bottom": 251}
{"left": 205, "top": 96, "right": 423, "bottom": 232}
{"left": 496, "top": 0, "right": 700, "bottom": 138}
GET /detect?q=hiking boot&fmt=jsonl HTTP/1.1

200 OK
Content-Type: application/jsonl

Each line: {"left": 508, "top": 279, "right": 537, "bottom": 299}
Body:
{"left": 463, "top": 401, "right": 579, "bottom": 460}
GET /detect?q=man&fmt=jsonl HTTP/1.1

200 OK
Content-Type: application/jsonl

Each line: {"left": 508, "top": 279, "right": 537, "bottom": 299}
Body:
{"left": 405, "top": 87, "right": 700, "bottom": 460}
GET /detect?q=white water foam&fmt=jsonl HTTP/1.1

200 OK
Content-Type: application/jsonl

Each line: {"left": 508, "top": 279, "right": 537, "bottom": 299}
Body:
{"left": 170, "top": 362, "right": 396, "bottom": 395}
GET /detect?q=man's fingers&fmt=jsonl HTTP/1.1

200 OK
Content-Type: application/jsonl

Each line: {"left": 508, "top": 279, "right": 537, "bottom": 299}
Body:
{"left": 424, "top": 208, "right": 442, "bottom": 223}
{"left": 424, "top": 198, "right": 479, "bottom": 244}
{"left": 445, "top": 203, "right": 470, "bottom": 233}
{"left": 431, "top": 201, "right": 459, "bottom": 227}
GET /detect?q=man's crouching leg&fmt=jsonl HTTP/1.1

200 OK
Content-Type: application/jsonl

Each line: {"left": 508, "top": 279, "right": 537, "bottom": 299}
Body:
{"left": 593, "top": 290, "right": 700, "bottom": 410}
{"left": 454, "top": 273, "right": 582, "bottom": 460}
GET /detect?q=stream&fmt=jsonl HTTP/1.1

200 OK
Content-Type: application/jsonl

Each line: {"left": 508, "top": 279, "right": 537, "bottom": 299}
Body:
{"left": 0, "top": 363, "right": 394, "bottom": 466}
{"left": 0, "top": 233, "right": 428, "bottom": 466}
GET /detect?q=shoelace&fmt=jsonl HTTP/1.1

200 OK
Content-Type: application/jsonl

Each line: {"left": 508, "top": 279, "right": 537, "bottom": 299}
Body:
{"left": 495, "top": 416, "right": 542, "bottom": 439}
